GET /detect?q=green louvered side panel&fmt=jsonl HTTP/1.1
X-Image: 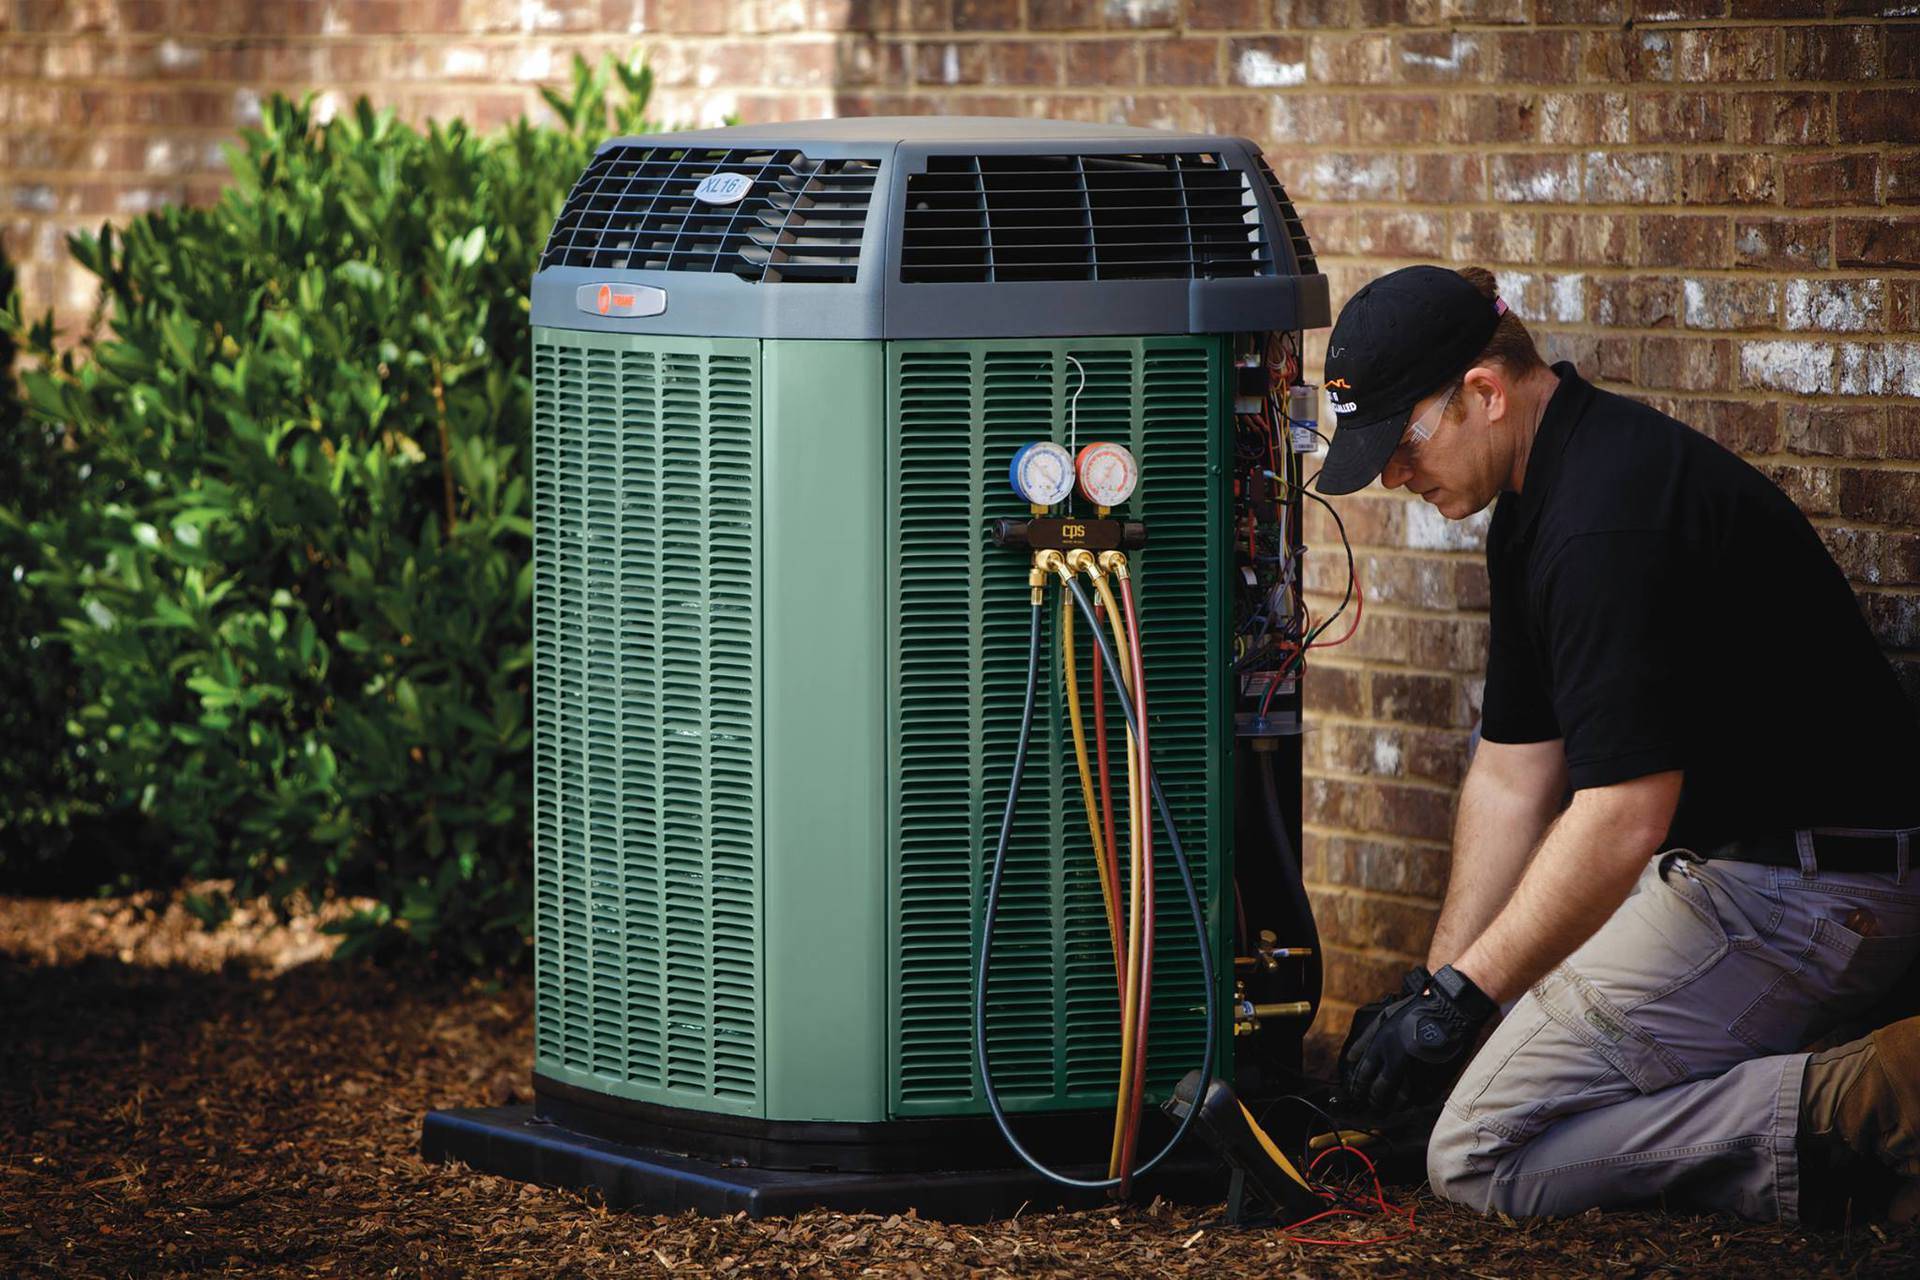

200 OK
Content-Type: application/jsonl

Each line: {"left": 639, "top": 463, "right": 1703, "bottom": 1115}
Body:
{"left": 531, "top": 327, "right": 763, "bottom": 1116}
{"left": 886, "top": 336, "right": 1229, "bottom": 1117}
{"left": 1132, "top": 344, "right": 1222, "bottom": 1091}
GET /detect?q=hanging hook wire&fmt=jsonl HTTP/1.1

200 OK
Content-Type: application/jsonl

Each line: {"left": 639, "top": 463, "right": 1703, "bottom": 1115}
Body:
{"left": 1065, "top": 354, "right": 1088, "bottom": 513}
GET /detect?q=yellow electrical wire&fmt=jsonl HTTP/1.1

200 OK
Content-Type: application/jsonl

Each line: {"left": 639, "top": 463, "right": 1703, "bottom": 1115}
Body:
{"left": 1089, "top": 566, "right": 1145, "bottom": 1183}
{"left": 1061, "top": 588, "right": 1123, "bottom": 992}
{"left": 1236, "top": 1098, "right": 1315, "bottom": 1191}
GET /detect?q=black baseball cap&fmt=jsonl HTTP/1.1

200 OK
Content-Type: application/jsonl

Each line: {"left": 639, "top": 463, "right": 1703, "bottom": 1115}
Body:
{"left": 1313, "top": 265, "right": 1506, "bottom": 496}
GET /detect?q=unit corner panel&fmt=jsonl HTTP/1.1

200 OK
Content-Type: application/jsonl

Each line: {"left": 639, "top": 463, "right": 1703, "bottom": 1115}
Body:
{"left": 532, "top": 327, "right": 766, "bottom": 1117}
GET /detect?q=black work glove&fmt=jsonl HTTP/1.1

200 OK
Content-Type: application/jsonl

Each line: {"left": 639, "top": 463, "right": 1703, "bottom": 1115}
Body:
{"left": 1337, "top": 963, "right": 1430, "bottom": 1073}
{"left": 1340, "top": 964, "right": 1497, "bottom": 1115}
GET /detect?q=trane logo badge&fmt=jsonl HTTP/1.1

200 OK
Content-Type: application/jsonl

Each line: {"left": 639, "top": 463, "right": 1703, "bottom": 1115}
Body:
{"left": 575, "top": 283, "right": 667, "bottom": 319}
{"left": 692, "top": 172, "right": 753, "bottom": 205}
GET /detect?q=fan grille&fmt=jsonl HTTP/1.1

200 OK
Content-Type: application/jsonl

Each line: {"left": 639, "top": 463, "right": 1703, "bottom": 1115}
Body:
{"left": 900, "top": 152, "right": 1272, "bottom": 284}
{"left": 540, "top": 145, "right": 880, "bottom": 284}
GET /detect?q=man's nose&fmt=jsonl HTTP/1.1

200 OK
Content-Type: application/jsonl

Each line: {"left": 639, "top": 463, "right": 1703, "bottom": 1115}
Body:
{"left": 1380, "top": 455, "right": 1413, "bottom": 490}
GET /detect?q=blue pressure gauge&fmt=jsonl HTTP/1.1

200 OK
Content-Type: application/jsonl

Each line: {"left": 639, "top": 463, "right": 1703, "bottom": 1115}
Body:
{"left": 1009, "top": 441, "right": 1076, "bottom": 507}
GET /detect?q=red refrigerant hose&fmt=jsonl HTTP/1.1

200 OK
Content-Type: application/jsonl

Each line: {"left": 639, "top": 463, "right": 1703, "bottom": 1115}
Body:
{"left": 1118, "top": 571, "right": 1154, "bottom": 1190}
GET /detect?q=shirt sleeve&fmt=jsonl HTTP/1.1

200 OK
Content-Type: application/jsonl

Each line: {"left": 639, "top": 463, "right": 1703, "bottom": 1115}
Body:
{"left": 1533, "top": 529, "right": 1688, "bottom": 791}
{"left": 1479, "top": 531, "right": 1560, "bottom": 746}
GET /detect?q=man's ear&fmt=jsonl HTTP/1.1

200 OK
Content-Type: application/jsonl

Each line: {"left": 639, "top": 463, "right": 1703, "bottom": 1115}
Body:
{"left": 1462, "top": 364, "right": 1508, "bottom": 424}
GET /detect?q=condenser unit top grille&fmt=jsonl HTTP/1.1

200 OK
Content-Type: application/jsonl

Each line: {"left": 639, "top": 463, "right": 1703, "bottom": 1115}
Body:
{"left": 540, "top": 146, "right": 881, "bottom": 283}
{"left": 899, "top": 152, "right": 1269, "bottom": 284}
{"left": 530, "top": 116, "right": 1330, "bottom": 341}
{"left": 1255, "top": 157, "right": 1317, "bottom": 278}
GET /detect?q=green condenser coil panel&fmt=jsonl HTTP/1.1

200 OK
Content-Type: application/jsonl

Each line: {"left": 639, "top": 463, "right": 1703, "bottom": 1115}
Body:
{"left": 886, "top": 338, "right": 1231, "bottom": 1117}
{"left": 531, "top": 331, "right": 765, "bottom": 1116}
{"left": 517, "top": 116, "right": 1330, "bottom": 1156}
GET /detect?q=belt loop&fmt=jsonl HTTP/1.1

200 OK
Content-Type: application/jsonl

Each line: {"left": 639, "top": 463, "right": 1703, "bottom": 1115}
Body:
{"left": 1794, "top": 829, "right": 1819, "bottom": 879}
{"left": 1899, "top": 832, "right": 1911, "bottom": 886}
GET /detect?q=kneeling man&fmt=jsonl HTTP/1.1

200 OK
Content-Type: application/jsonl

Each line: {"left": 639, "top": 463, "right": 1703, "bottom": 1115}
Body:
{"left": 1316, "top": 265, "right": 1920, "bottom": 1224}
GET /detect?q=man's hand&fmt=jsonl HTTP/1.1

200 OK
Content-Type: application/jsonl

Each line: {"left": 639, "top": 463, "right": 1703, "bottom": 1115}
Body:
{"left": 1337, "top": 963, "right": 1430, "bottom": 1074}
{"left": 1340, "top": 965, "right": 1497, "bottom": 1114}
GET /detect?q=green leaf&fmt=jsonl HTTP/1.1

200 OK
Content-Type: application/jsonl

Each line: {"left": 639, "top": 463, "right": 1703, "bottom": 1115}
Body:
{"left": 454, "top": 226, "right": 486, "bottom": 268}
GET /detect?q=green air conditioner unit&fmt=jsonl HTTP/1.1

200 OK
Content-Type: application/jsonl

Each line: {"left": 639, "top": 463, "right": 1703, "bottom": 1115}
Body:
{"left": 425, "top": 117, "right": 1330, "bottom": 1216}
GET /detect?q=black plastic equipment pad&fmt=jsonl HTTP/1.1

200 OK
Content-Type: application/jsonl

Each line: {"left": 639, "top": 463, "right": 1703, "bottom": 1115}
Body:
{"left": 422, "top": 1106, "right": 1230, "bottom": 1222}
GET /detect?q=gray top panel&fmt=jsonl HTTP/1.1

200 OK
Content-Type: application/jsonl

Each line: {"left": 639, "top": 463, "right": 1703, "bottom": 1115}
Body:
{"left": 608, "top": 116, "right": 1233, "bottom": 149}
{"left": 532, "top": 116, "right": 1330, "bottom": 341}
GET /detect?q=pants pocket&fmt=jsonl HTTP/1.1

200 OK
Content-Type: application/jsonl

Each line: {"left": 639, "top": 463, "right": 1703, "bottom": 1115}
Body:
{"left": 1532, "top": 965, "right": 1691, "bottom": 1096}
{"left": 1727, "top": 914, "right": 1920, "bottom": 1056}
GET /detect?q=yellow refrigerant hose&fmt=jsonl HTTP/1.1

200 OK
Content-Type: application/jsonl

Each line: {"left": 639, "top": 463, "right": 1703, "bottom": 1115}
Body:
{"left": 1062, "top": 591, "right": 1125, "bottom": 996}
{"left": 1085, "top": 560, "right": 1147, "bottom": 1183}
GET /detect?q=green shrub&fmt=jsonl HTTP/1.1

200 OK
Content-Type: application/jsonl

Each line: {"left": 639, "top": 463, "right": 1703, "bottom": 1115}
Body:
{"left": 3, "top": 248, "right": 146, "bottom": 887}
{"left": 3, "top": 56, "right": 660, "bottom": 964}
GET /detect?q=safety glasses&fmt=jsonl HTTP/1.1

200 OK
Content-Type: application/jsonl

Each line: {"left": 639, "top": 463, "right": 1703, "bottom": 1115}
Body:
{"left": 1394, "top": 381, "right": 1459, "bottom": 464}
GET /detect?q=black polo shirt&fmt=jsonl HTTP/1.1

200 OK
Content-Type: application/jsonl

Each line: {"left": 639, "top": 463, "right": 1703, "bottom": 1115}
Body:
{"left": 1480, "top": 363, "right": 1920, "bottom": 851}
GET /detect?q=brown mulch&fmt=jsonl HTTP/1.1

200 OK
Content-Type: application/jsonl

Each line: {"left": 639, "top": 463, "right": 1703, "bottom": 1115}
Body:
{"left": 3, "top": 889, "right": 1915, "bottom": 1278}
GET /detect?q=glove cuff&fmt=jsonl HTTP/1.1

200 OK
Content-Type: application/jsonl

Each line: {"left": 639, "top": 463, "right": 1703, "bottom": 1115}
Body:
{"left": 1431, "top": 964, "right": 1497, "bottom": 1026}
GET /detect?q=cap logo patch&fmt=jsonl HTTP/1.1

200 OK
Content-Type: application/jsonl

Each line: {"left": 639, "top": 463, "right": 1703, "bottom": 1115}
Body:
{"left": 1330, "top": 397, "right": 1358, "bottom": 414}
{"left": 1325, "top": 378, "right": 1351, "bottom": 390}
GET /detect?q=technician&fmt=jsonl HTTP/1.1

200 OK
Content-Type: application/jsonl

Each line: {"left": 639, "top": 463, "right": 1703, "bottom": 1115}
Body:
{"left": 1314, "top": 264, "right": 1920, "bottom": 1224}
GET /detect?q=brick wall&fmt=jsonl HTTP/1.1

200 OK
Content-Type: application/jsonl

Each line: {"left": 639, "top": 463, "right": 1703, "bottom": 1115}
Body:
{"left": 5, "top": 1, "right": 1916, "bottom": 1057}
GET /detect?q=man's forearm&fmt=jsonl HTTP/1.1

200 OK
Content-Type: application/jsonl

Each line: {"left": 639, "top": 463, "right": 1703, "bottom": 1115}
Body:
{"left": 1452, "top": 772, "right": 1681, "bottom": 1003}
{"left": 1425, "top": 747, "right": 1564, "bottom": 971}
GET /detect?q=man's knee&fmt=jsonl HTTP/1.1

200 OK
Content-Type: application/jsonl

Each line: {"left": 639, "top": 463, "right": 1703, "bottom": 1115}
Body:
{"left": 1426, "top": 1099, "right": 1497, "bottom": 1212}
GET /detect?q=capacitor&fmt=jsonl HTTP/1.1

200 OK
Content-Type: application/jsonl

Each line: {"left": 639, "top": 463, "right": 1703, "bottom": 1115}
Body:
{"left": 1286, "top": 383, "right": 1320, "bottom": 454}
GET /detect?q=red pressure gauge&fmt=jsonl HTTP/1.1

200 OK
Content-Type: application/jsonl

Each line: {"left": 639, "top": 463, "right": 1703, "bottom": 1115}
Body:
{"left": 1075, "top": 442, "right": 1139, "bottom": 509}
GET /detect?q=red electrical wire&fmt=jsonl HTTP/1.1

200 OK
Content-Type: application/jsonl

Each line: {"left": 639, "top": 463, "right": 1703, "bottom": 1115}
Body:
{"left": 1117, "top": 574, "right": 1154, "bottom": 1190}
{"left": 1308, "top": 561, "right": 1364, "bottom": 651}
{"left": 1256, "top": 641, "right": 1301, "bottom": 720}
{"left": 1277, "top": 1144, "right": 1419, "bottom": 1246}
{"left": 1253, "top": 533, "right": 1364, "bottom": 724}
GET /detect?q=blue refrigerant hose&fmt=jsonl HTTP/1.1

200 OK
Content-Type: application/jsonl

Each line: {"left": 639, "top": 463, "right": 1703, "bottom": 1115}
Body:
{"left": 973, "top": 572, "right": 1218, "bottom": 1191}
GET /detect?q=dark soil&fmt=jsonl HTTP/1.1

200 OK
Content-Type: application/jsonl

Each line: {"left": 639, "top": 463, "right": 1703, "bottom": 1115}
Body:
{"left": 4, "top": 888, "right": 1915, "bottom": 1278}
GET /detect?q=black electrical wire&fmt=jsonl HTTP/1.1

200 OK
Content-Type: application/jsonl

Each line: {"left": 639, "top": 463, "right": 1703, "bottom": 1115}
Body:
{"left": 1248, "top": 473, "right": 1353, "bottom": 683}
{"left": 1256, "top": 750, "right": 1322, "bottom": 1016}
{"left": 975, "top": 576, "right": 1218, "bottom": 1191}
{"left": 1257, "top": 1090, "right": 1397, "bottom": 1215}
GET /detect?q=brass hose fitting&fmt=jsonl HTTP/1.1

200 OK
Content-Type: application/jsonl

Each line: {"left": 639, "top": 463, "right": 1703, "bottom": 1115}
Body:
{"left": 1028, "top": 556, "right": 1049, "bottom": 606}
{"left": 1232, "top": 980, "right": 1257, "bottom": 1037}
{"left": 1232, "top": 983, "right": 1314, "bottom": 1035}
{"left": 1064, "top": 548, "right": 1098, "bottom": 577}
{"left": 1253, "top": 1001, "right": 1313, "bottom": 1020}
{"left": 1036, "top": 548, "right": 1074, "bottom": 585}
{"left": 1097, "top": 550, "right": 1130, "bottom": 579}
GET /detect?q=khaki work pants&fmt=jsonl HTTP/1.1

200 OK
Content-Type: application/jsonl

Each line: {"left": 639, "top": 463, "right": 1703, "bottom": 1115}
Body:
{"left": 1428, "top": 839, "right": 1920, "bottom": 1221}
